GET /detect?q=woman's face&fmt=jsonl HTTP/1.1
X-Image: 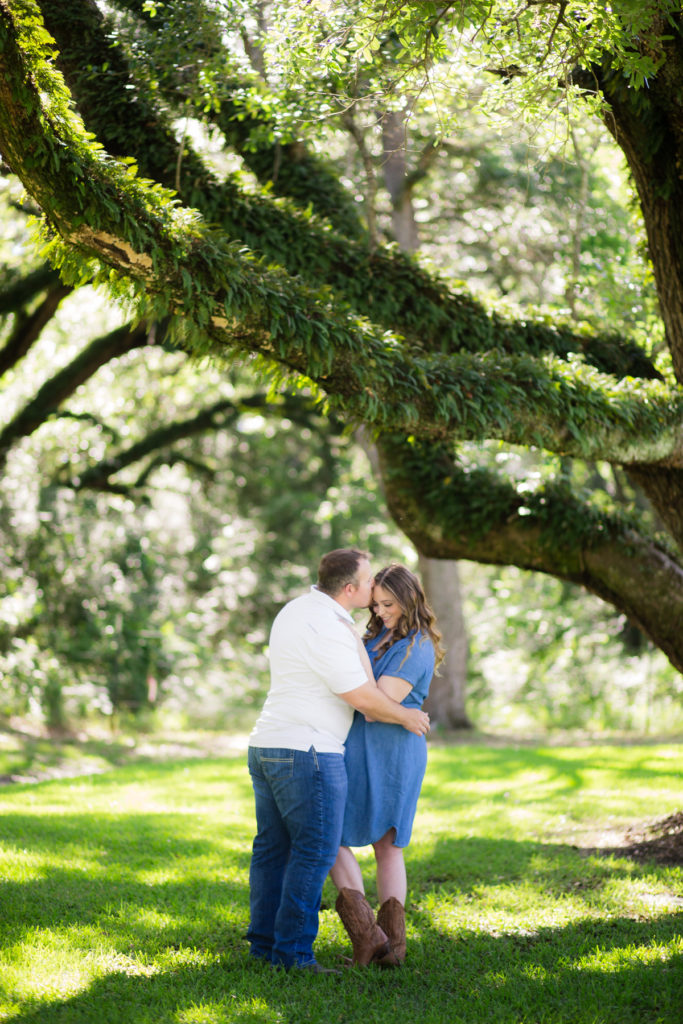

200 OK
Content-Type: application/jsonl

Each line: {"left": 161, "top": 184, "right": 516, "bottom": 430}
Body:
{"left": 372, "top": 584, "right": 403, "bottom": 631}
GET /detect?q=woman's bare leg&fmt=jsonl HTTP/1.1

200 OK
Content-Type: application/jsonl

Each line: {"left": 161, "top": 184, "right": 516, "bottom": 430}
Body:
{"left": 373, "top": 829, "right": 407, "bottom": 905}
{"left": 329, "top": 845, "right": 365, "bottom": 892}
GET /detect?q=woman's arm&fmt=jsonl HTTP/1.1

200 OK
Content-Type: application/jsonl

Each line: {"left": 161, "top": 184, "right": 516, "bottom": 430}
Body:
{"left": 377, "top": 674, "right": 413, "bottom": 703}
{"left": 339, "top": 623, "right": 428, "bottom": 733}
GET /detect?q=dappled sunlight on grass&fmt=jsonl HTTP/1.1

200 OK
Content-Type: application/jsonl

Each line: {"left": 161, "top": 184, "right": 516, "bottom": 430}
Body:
{"left": 576, "top": 939, "right": 682, "bottom": 972}
{"left": 420, "top": 743, "right": 683, "bottom": 833}
{"left": 176, "top": 998, "right": 285, "bottom": 1024}
{"left": 0, "top": 741, "right": 681, "bottom": 1023}
{"left": 0, "top": 723, "right": 253, "bottom": 785}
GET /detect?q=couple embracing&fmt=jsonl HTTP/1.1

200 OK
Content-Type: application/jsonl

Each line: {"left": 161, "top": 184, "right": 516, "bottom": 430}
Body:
{"left": 246, "top": 548, "right": 443, "bottom": 974}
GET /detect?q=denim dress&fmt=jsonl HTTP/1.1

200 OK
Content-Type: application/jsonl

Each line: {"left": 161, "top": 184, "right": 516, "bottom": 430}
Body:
{"left": 341, "top": 628, "right": 435, "bottom": 848}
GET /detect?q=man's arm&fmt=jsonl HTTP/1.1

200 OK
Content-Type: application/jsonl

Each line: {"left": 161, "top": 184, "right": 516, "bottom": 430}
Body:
{"left": 339, "top": 681, "right": 430, "bottom": 735}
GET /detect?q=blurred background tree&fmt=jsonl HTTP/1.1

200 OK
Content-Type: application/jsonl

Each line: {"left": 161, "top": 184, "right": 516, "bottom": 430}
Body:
{"left": 0, "top": 0, "right": 681, "bottom": 737}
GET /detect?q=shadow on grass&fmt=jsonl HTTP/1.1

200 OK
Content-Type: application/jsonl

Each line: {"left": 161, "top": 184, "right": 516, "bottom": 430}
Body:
{"left": 2, "top": 813, "right": 677, "bottom": 943}
{"left": 0, "top": 754, "right": 255, "bottom": 806}
{"left": 407, "top": 834, "right": 669, "bottom": 898}
{"left": 0, "top": 723, "right": 252, "bottom": 783}
{"left": 1, "top": 912, "right": 681, "bottom": 1024}
{"left": 422, "top": 744, "right": 682, "bottom": 813}
{"left": 2, "top": 755, "right": 682, "bottom": 1022}
{"left": 0, "top": 802, "right": 254, "bottom": 859}
{"left": 0, "top": 724, "right": 152, "bottom": 781}
{"left": 0, "top": 807, "right": 252, "bottom": 953}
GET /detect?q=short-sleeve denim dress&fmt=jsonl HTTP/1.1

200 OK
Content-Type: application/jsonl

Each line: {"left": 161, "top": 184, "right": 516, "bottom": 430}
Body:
{"left": 341, "top": 627, "right": 435, "bottom": 848}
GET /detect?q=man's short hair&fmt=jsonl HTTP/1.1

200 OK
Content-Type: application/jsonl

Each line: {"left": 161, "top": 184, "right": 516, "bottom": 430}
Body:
{"left": 317, "top": 548, "right": 369, "bottom": 596}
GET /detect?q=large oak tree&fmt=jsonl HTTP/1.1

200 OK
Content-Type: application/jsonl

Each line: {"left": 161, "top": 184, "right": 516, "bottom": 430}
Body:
{"left": 2, "top": 0, "right": 683, "bottom": 689}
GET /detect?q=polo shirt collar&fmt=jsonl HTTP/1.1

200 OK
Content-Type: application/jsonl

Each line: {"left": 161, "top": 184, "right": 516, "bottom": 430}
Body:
{"left": 310, "top": 585, "right": 355, "bottom": 622}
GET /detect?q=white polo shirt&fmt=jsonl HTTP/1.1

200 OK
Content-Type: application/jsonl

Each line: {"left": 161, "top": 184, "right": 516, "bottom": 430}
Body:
{"left": 249, "top": 587, "right": 368, "bottom": 754}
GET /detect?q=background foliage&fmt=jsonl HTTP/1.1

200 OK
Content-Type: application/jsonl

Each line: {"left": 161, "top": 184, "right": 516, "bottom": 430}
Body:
{"left": 1, "top": 0, "right": 682, "bottom": 737}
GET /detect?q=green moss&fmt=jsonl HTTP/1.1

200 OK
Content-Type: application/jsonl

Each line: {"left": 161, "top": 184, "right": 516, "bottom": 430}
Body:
{"left": 44, "top": 0, "right": 661, "bottom": 384}
{"left": 381, "top": 434, "right": 653, "bottom": 554}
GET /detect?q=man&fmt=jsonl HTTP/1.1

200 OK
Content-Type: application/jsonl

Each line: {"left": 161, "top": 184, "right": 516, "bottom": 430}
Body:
{"left": 246, "top": 548, "right": 430, "bottom": 973}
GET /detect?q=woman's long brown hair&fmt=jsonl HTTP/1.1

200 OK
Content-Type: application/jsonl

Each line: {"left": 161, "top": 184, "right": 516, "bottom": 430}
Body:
{"left": 364, "top": 564, "right": 445, "bottom": 666}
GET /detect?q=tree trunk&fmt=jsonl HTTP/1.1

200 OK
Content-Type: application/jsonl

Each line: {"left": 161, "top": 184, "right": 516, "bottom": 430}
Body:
{"left": 417, "top": 554, "right": 472, "bottom": 728}
{"left": 627, "top": 465, "right": 683, "bottom": 549}
{"left": 381, "top": 110, "right": 420, "bottom": 252}
{"left": 380, "top": 107, "right": 471, "bottom": 727}
{"left": 589, "top": 32, "right": 683, "bottom": 382}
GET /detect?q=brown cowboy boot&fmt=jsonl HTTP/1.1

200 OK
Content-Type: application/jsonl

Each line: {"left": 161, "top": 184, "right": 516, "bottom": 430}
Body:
{"left": 374, "top": 897, "right": 406, "bottom": 967}
{"left": 335, "top": 888, "right": 390, "bottom": 965}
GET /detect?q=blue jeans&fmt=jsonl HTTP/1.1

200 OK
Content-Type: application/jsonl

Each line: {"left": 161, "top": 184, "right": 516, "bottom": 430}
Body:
{"left": 247, "top": 746, "right": 347, "bottom": 968}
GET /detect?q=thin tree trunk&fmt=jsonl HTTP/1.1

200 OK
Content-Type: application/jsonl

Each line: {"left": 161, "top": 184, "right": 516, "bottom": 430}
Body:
{"left": 418, "top": 554, "right": 471, "bottom": 728}
{"left": 380, "top": 107, "right": 471, "bottom": 727}
{"left": 381, "top": 110, "right": 420, "bottom": 252}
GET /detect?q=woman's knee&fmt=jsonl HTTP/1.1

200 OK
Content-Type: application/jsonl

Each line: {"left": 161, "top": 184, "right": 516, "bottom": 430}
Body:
{"left": 373, "top": 829, "right": 399, "bottom": 857}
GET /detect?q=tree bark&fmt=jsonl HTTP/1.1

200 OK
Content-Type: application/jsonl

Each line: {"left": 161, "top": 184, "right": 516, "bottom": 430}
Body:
{"left": 381, "top": 110, "right": 420, "bottom": 253}
{"left": 379, "top": 440, "right": 683, "bottom": 674}
{"left": 378, "top": 105, "right": 471, "bottom": 727}
{"left": 627, "top": 465, "right": 683, "bottom": 550}
{"left": 418, "top": 554, "right": 471, "bottom": 728}
{"left": 584, "top": 17, "right": 683, "bottom": 380}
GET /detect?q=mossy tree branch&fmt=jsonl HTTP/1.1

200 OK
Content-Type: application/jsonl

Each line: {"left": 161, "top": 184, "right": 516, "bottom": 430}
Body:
{"left": 58, "top": 390, "right": 340, "bottom": 493}
{"left": 0, "top": 322, "right": 151, "bottom": 467}
{"left": 377, "top": 435, "right": 683, "bottom": 673}
{"left": 0, "top": 278, "right": 72, "bottom": 376}
{"left": 40, "top": 0, "right": 661, "bottom": 382}
{"left": 1, "top": 5, "right": 680, "bottom": 472}
{"left": 104, "top": 0, "right": 367, "bottom": 239}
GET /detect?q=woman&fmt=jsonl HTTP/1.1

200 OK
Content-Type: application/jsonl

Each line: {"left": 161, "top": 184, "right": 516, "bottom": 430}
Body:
{"left": 330, "top": 564, "right": 444, "bottom": 967}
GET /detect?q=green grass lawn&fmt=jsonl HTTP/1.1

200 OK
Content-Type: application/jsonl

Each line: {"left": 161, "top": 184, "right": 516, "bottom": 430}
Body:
{"left": 0, "top": 739, "right": 681, "bottom": 1023}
